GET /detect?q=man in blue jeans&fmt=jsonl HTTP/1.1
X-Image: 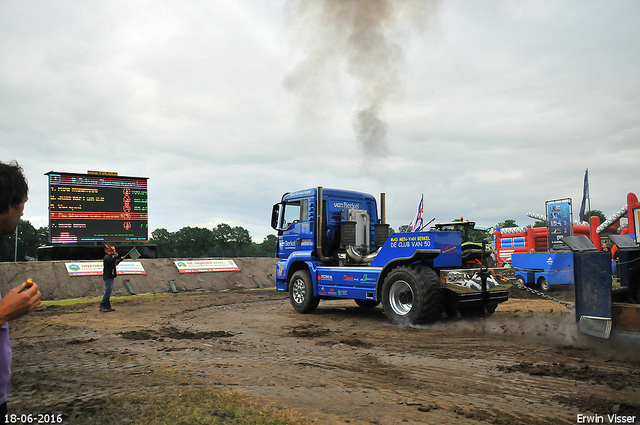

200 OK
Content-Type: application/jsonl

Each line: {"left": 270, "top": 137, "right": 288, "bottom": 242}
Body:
{"left": 101, "top": 244, "right": 123, "bottom": 312}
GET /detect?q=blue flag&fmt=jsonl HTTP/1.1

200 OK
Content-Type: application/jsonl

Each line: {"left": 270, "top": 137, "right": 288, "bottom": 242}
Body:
{"left": 579, "top": 169, "right": 589, "bottom": 222}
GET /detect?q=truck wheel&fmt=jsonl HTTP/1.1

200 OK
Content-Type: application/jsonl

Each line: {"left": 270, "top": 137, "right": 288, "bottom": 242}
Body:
{"left": 289, "top": 270, "right": 319, "bottom": 313}
{"left": 382, "top": 265, "right": 443, "bottom": 326}
{"left": 537, "top": 277, "right": 550, "bottom": 292}
{"left": 355, "top": 299, "right": 380, "bottom": 309}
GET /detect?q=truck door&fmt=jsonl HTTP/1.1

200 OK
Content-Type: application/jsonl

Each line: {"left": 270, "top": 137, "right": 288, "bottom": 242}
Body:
{"left": 276, "top": 198, "right": 311, "bottom": 258}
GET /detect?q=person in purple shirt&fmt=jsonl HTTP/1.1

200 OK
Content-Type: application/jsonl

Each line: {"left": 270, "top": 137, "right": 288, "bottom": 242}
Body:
{"left": 0, "top": 161, "right": 42, "bottom": 416}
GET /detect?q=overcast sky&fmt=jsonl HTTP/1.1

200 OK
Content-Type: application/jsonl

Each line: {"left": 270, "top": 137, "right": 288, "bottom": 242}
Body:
{"left": 2, "top": 0, "right": 639, "bottom": 242}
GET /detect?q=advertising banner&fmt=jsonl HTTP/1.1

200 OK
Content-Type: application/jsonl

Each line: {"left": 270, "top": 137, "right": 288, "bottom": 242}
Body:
{"left": 65, "top": 261, "right": 146, "bottom": 276}
{"left": 173, "top": 259, "right": 240, "bottom": 273}
{"left": 546, "top": 199, "right": 573, "bottom": 250}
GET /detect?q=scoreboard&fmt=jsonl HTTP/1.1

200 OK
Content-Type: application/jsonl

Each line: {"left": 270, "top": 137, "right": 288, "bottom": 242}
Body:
{"left": 47, "top": 171, "right": 148, "bottom": 243}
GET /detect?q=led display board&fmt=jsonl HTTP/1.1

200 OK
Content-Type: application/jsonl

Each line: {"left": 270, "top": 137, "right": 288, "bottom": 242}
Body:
{"left": 47, "top": 171, "right": 148, "bottom": 243}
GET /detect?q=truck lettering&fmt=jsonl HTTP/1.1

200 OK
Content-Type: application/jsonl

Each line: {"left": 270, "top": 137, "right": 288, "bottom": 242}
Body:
{"left": 333, "top": 202, "right": 360, "bottom": 209}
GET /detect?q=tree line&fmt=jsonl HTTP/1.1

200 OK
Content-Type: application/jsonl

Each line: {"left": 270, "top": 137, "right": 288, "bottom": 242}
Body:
{"left": 0, "top": 221, "right": 277, "bottom": 262}
{"left": 149, "top": 224, "right": 277, "bottom": 258}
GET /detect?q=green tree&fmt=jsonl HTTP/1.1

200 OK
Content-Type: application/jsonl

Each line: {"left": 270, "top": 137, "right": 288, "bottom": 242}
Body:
{"left": 583, "top": 210, "right": 606, "bottom": 224}
{"left": 148, "top": 224, "right": 276, "bottom": 258}
{"left": 149, "top": 228, "right": 178, "bottom": 258}
{"left": 498, "top": 219, "right": 518, "bottom": 229}
{"left": 175, "top": 227, "right": 213, "bottom": 258}
{"left": 255, "top": 234, "right": 277, "bottom": 257}
{"left": 0, "top": 220, "right": 40, "bottom": 262}
{"left": 37, "top": 226, "right": 49, "bottom": 247}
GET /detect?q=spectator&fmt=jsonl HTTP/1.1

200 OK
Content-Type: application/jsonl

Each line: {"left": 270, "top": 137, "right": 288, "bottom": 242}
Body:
{"left": 0, "top": 161, "right": 42, "bottom": 417}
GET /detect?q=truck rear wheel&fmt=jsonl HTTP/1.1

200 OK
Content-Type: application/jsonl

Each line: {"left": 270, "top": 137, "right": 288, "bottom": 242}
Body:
{"left": 537, "top": 276, "right": 550, "bottom": 292}
{"left": 289, "top": 270, "right": 319, "bottom": 313}
{"left": 382, "top": 265, "right": 443, "bottom": 326}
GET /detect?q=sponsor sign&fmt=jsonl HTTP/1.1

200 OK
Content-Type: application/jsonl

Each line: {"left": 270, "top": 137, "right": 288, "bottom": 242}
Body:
{"left": 546, "top": 199, "right": 572, "bottom": 250}
{"left": 65, "top": 261, "right": 146, "bottom": 276}
{"left": 173, "top": 259, "right": 240, "bottom": 273}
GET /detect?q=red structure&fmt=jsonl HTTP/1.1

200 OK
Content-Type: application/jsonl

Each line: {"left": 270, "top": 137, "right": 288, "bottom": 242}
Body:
{"left": 494, "top": 192, "right": 639, "bottom": 266}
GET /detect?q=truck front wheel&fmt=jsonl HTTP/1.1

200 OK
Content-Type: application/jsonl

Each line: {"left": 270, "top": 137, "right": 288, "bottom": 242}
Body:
{"left": 289, "top": 270, "right": 320, "bottom": 313}
{"left": 382, "top": 265, "right": 443, "bottom": 326}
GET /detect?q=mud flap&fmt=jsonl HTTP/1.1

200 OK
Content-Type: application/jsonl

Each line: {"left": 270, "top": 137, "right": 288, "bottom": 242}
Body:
{"left": 572, "top": 250, "right": 612, "bottom": 339}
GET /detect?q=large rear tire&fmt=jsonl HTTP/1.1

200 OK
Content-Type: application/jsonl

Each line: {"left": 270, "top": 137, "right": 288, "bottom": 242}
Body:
{"left": 382, "top": 265, "right": 443, "bottom": 326}
{"left": 289, "top": 270, "right": 319, "bottom": 313}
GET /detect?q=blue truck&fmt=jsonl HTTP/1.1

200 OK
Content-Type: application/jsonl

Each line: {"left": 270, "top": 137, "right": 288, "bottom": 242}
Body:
{"left": 511, "top": 252, "right": 575, "bottom": 292}
{"left": 270, "top": 187, "right": 512, "bottom": 325}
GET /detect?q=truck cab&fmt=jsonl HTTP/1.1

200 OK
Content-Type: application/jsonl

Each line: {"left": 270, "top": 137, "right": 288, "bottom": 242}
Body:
{"left": 271, "top": 188, "right": 389, "bottom": 264}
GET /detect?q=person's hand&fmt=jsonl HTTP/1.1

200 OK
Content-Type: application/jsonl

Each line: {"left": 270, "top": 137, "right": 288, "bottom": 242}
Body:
{"left": 0, "top": 282, "right": 42, "bottom": 326}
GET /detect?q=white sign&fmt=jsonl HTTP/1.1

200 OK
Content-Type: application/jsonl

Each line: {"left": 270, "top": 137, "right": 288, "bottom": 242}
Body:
{"left": 173, "top": 259, "right": 240, "bottom": 273}
{"left": 65, "top": 261, "right": 146, "bottom": 277}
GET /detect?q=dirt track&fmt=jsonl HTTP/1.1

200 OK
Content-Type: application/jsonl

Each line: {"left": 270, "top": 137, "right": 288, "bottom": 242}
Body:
{"left": 8, "top": 288, "right": 640, "bottom": 424}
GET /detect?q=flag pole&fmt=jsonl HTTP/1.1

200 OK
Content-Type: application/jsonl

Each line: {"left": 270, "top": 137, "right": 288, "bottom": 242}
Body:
{"left": 587, "top": 168, "right": 591, "bottom": 212}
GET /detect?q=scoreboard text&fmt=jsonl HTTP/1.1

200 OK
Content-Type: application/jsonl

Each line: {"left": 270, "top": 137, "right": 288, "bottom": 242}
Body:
{"left": 47, "top": 172, "right": 148, "bottom": 243}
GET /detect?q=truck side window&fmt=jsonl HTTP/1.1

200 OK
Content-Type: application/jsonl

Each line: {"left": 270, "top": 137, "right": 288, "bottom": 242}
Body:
{"left": 282, "top": 202, "right": 301, "bottom": 229}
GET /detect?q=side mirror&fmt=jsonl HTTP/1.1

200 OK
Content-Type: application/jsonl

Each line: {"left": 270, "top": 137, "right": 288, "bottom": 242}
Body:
{"left": 271, "top": 203, "right": 283, "bottom": 230}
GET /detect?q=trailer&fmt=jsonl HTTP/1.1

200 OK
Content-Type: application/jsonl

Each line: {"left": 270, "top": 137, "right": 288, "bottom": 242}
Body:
{"left": 511, "top": 252, "right": 574, "bottom": 292}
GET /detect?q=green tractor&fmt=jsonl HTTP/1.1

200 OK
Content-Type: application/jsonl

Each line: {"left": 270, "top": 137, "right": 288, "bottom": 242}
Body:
{"left": 431, "top": 220, "right": 495, "bottom": 267}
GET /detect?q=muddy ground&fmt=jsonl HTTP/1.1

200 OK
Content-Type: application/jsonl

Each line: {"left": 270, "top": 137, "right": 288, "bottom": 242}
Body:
{"left": 7, "top": 287, "right": 640, "bottom": 424}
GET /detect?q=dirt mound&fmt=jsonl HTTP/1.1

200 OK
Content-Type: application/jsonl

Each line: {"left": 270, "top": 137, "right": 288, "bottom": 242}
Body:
{"left": 0, "top": 257, "right": 278, "bottom": 301}
{"left": 119, "top": 327, "right": 235, "bottom": 341}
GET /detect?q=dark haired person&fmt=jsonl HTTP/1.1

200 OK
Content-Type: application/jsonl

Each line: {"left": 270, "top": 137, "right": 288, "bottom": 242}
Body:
{"left": 0, "top": 161, "right": 42, "bottom": 416}
{"left": 101, "top": 244, "right": 123, "bottom": 312}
